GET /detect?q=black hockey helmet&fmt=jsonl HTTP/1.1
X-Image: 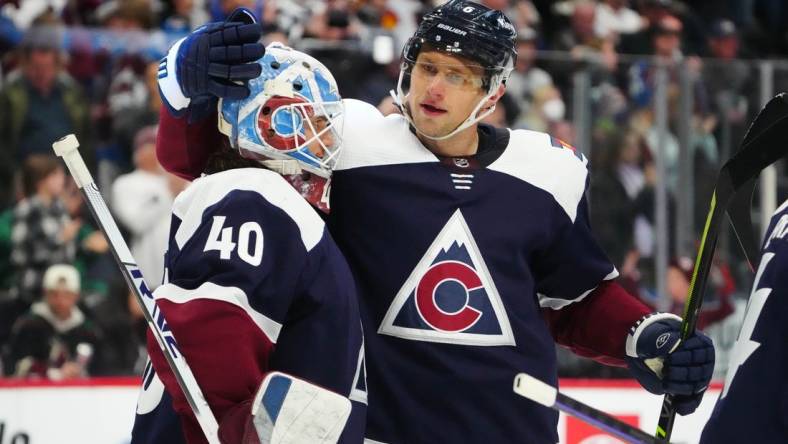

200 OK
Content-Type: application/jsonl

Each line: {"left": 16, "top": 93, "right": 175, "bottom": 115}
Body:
{"left": 402, "top": 0, "right": 517, "bottom": 89}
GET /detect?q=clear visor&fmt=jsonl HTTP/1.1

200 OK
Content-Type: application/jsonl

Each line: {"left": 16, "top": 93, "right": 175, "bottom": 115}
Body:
{"left": 401, "top": 54, "right": 487, "bottom": 93}
{"left": 253, "top": 99, "right": 344, "bottom": 177}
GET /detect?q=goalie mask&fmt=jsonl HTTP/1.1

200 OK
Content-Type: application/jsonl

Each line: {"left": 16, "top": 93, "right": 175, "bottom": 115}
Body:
{"left": 219, "top": 43, "right": 344, "bottom": 179}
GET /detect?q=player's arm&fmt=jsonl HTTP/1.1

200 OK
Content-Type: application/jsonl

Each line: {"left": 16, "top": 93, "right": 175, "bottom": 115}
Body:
{"left": 156, "top": 102, "right": 222, "bottom": 181}
{"left": 533, "top": 179, "right": 648, "bottom": 365}
{"left": 535, "top": 181, "right": 714, "bottom": 415}
{"left": 542, "top": 280, "right": 650, "bottom": 366}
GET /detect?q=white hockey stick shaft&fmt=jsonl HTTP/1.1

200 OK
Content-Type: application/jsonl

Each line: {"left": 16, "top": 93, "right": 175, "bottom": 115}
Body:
{"left": 52, "top": 134, "right": 220, "bottom": 444}
{"left": 514, "top": 373, "right": 661, "bottom": 444}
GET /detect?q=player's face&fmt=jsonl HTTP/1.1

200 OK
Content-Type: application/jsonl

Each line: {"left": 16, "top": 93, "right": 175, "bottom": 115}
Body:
{"left": 303, "top": 115, "right": 332, "bottom": 159}
{"left": 407, "top": 51, "right": 487, "bottom": 138}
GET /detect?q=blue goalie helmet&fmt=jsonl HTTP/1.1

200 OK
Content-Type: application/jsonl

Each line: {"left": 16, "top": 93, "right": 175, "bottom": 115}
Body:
{"left": 218, "top": 43, "right": 344, "bottom": 178}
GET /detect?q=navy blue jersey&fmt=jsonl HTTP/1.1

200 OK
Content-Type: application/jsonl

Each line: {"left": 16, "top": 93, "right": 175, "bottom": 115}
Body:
{"left": 328, "top": 100, "right": 618, "bottom": 444}
{"left": 132, "top": 168, "right": 366, "bottom": 444}
{"left": 701, "top": 200, "right": 788, "bottom": 443}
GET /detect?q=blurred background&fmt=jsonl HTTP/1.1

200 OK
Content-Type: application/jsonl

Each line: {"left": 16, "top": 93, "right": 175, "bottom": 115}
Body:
{"left": 0, "top": 0, "right": 785, "bottom": 441}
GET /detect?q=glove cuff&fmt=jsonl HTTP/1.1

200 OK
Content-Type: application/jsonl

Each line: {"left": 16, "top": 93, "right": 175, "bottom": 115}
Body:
{"left": 625, "top": 312, "right": 682, "bottom": 358}
{"left": 158, "top": 36, "right": 191, "bottom": 113}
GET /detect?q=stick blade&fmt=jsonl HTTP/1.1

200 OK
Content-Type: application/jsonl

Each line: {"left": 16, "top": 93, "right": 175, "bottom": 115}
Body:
{"left": 727, "top": 178, "right": 760, "bottom": 271}
{"left": 727, "top": 93, "right": 788, "bottom": 189}
{"left": 513, "top": 373, "right": 557, "bottom": 408}
{"left": 741, "top": 93, "right": 788, "bottom": 149}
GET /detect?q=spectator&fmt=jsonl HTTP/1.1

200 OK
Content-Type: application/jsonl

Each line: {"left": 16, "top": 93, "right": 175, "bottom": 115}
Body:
{"left": 61, "top": 179, "right": 112, "bottom": 301}
{"left": 481, "top": 0, "right": 541, "bottom": 31}
{"left": 111, "top": 126, "right": 176, "bottom": 289}
{"left": 702, "top": 19, "right": 751, "bottom": 130}
{"left": 160, "top": 0, "right": 209, "bottom": 33}
{"left": 619, "top": 0, "right": 676, "bottom": 54}
{"left": 549, "top": 0, "right": 619, "bottom": 113}
{"left": 651, "top": 14, "right": 683, "bottom": 59}
{"left": 627, "top": 14, "right": 710, "bottom": 191}
{"left": 505, "top": 27, "right": 556, "bottom": 123}
{"left": 554, "top": 0, "right": 619, "bottom": 72}
{"left": 0, "top": 12, "right": 22, "bottom": 56}
{"left": 10, "top": 155, "right": 79, "bottom": 305}
{"left": 590, "top": 129, "right": 653, "bottom": 269}
{"left": 480, "top": 93, "right": 520, "bottom": 128}
{"left": 0, "top": 27, "right": 90, "bottom": 208}
{"left": 304, "top": 0, "right": 362, "bottom": 41}
{"left": 215, "top": 0, "right": 263, "bottom": 21}
{"left": 517, "top": 84, "right": 566, "bottom": 132}
{"left": 99, "top": 57, "right": 161, "bottom": 192}
{"left": 95, "top": 0, "right": 155, "bottom": 31}
{"left": 262, "top": 24, "right": 290, "bottom": 46}
{"left": 595, "top": 0, "right": 646, "bottom": 41}
{"left": 3, "top": 264, "right": 102, "bottom": 379}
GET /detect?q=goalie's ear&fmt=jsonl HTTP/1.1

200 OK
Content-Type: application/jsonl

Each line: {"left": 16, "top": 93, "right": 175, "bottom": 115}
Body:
{"left": 226, "top": 7, "right": 258, "bottom": 25}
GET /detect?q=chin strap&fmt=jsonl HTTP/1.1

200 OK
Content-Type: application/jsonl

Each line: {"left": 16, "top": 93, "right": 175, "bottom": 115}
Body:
{"left": 392, "top": 66, "right": 504, "bottom": 142}
{"left": 417, "top": 95, "right": 497, "bottom": 141}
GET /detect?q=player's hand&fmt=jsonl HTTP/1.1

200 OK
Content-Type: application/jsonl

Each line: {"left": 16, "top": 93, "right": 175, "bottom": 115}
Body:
{"left": 158, "top": 8, "right": 264, "bottom": 114}
{"left": 626, "top": 314, "right": 715, "bottom": 415}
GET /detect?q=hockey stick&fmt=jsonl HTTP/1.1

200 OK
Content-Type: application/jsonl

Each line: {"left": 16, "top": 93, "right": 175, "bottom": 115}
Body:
{"left": 727, "top": 178, "right": 759, "bottom": 271}
{"left": 52, "top": 134, "right": 220, "bottom": 444}
{"left": 655, "top": 93, "right": 788, "bottom": 441}
{"left": 513, "top": 373, "right": 660, "bottom": 444}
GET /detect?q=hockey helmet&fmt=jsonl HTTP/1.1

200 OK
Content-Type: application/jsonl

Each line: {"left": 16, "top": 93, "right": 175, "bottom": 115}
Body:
{"left": 219, "top": 43, "right": 344, "bottom": 178}
{"left": 404, "top": 0, "right": 517, "bottom": 90}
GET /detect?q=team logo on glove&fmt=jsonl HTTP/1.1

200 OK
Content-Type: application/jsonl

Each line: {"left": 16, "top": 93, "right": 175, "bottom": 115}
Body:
{"left": 656, "top": 332, "right": 672, "bottom": 349}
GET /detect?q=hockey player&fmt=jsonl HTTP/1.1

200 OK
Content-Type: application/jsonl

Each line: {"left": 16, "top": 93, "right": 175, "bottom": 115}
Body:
{"left": 131, "top": 22, "right": 366, "bottom": 444}
{"left": 700, "top": 199, "right": 788, "bottom": 443}
{"left": 155, "top": 2, "right": 714, "bottom": 442}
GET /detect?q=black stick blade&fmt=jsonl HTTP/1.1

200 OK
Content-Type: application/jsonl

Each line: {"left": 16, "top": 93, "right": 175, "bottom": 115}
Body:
{"left": 727, "top": 178, "right": 759, "bottom": 271}
{"left": 726, "top": 93, "right": 788, "bottom": 190}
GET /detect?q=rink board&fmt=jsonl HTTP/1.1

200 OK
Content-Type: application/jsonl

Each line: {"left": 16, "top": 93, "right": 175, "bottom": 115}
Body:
{"left": 0, "top": 378, "right": 722, "bottom": 443}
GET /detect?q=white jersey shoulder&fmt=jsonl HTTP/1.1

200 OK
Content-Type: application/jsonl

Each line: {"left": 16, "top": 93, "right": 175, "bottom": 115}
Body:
{"left": 488, "top": 129, "right": 589, "bottom": 222}
{"left": 172, "top": 168, "right": 325, "bottom": 252}
{"left": 336, "top": 99, "right": 437, "bottom": 171}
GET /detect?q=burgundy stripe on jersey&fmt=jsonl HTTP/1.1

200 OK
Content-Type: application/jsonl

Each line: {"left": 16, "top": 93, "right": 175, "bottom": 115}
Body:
{"left": 147, "top": 297, "right": 275, "bottom": 444}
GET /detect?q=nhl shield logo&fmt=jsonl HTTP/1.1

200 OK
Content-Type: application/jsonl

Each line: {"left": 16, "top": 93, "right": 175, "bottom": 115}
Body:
{"left": 378, "top": 209, "right": 515, "bottom": 346}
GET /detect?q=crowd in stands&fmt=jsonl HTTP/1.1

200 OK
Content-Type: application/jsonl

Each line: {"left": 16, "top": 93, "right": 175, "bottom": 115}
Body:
{"left": 0, "top": 0, "right": 785, "bottom": 380}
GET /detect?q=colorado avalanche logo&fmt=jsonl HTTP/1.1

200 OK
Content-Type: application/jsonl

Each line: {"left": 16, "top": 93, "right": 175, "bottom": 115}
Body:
{"left": 379, "top": 210, "right": 515, "bottom": 346}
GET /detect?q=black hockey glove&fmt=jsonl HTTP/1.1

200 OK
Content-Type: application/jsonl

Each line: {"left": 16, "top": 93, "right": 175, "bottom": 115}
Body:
{"left": 625, "top": 313, "right": 715, "bottom": 415}
{"left": 158, "top": 8, "right": 264, "bottom": 117}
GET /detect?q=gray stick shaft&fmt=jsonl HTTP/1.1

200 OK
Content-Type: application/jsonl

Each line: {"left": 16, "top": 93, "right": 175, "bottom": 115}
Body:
{"left": 55, "top": 136, "right": 220, "bottom": 443}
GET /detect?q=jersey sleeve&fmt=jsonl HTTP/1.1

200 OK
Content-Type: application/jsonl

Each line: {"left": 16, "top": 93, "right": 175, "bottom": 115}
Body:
{"left": 532, "top": 177, "right": 653, "bottom": 365}
{"left": 156, "top": 105, "right": 222, "bottom": 181}
{"left": 532, "top": 180, "right": 618, "bottom": 308}
{"left": 147, "top": 170, "right": 365, "bottom": 443}
{"left": 542, "top": 280, "right": 651, "bottom": 366}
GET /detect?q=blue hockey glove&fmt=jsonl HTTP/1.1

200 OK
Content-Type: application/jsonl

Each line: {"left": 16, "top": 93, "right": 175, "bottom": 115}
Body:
{"left": 158, "top": 8, "right": 264, "bottom": 115}
{"left": 625, "top": 313, "right": 715, "bottom": 416}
